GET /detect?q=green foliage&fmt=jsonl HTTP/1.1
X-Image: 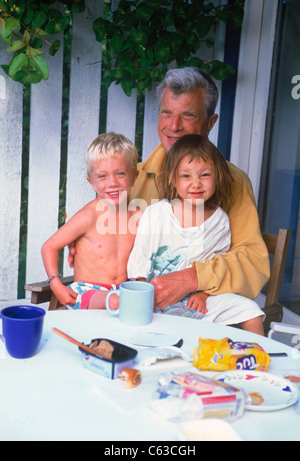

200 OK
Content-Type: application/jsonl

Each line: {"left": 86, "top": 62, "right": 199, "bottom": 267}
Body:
{"left": 0, "top": 0, "right": 83, "bottom": 83}
{"left": 95, "top": 0, "right": 245, "bottom": 96}
{"left": 0, "top": 0, "right": 245, "bottom": 91}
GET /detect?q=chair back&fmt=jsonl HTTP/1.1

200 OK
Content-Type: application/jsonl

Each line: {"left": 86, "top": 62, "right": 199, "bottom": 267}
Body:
{"left": 262, "top": 228, "right": 291, "bottom": 307}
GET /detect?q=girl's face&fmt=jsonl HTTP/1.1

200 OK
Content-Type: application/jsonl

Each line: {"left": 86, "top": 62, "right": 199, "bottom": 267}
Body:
{"left": 174, "top": 155, "right": 216, "bottom": 205}
{"left": 87, "top": 152, "right": 138, "bottom": 206}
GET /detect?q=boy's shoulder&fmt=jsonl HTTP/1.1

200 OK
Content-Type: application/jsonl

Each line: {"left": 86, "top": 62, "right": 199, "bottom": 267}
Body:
{"left": 71, "top": 198, "right": 99, "bottom": 223}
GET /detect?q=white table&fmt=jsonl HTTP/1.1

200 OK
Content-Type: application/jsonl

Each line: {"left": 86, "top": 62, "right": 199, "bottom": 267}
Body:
{"left": 1, "top": 310, "right": 300, "bottom": 441}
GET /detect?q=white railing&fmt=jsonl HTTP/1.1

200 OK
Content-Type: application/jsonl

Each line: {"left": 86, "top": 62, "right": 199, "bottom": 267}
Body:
{"left": 1, "top": 0, "right": 275, "bottom": 302}
{"left": 0, "top": 0, "right": 225, "bottom": 301}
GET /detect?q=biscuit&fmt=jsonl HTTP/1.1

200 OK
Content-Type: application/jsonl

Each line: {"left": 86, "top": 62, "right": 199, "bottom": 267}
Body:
{"left": 249, "top": 392, "right": 264, "bottom": 406}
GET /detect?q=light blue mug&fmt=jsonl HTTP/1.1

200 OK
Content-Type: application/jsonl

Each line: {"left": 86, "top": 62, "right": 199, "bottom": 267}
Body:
{"left": 106, "top": 281, "right": 154, "bottom": 325}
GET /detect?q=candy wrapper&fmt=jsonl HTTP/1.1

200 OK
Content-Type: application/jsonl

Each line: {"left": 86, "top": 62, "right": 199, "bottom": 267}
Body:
{"left": 193, "top": 337, "right": 270, "bottom": 372}
{"left": 150, "top": 372, "right": 248, "bottom": 422}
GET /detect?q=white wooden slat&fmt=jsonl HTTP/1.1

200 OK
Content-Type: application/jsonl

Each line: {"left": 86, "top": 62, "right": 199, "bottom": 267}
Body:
{"left": 247, "top": 0, "right": 278, "bottom": 201}
{"left": 229, "top": 0, "right": 263, "bottom": 176}
{"left": 63, "top": 0, "right": 103, "bottom": 276}
{"left": 0, "top": 46, "right": 23, "bottom": 300}
{"left": 25, "top": 33, "right": 64, "bottom": 285}
{"left": 106, "top": 82, "right": 137, "bottom": 144}
{"left": 142, "top": 87, "right": 160, "bottom": 161}
{"left": 230, "top": 0, "right": 278, "bottom": 202}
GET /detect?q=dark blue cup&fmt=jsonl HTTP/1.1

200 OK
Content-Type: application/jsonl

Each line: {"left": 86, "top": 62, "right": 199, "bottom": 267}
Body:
{"left": 0, "top": 305, "right": 46, "bottom": 359}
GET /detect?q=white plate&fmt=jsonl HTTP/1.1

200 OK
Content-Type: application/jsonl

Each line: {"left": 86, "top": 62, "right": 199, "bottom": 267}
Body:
{"left": 216, "top": 370, "right": 299, "bottom": 412}
{"left": 128, "top": 332, "right": 182, "bottom": 348}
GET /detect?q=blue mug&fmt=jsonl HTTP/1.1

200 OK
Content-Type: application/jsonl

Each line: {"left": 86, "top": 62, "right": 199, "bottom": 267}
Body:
{"left": 106, "top": 281, "right": 154, "bottom": 326}
{"left": 0, "top": 305, "right": 46, "bottom": 359}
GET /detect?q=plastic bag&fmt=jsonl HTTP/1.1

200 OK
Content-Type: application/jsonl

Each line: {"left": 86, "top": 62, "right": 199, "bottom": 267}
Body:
{"left": 150, "top": 372, "right": 248, "bottom": 422}
{"left": 137, "top": 346, "right": 192, "bottom": 366}
{"left": 193, "top": 337, "right": 271, "bottom": 372}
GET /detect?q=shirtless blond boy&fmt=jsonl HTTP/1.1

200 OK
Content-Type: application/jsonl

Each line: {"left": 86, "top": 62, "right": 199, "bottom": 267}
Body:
{"left": 41, "top": 133, "right": 141, "bottom": 310}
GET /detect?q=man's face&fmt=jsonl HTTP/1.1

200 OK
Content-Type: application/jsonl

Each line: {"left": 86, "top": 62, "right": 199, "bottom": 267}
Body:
{"left": 157, "top": 87, "right": 218, "bottom": 153}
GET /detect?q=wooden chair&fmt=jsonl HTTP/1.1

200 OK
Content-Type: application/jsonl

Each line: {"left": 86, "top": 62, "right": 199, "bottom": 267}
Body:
{"left": 24, "top": 228, "right": 291, "bottom": 335}
{"left": 261, "top": 228, "right": 291, "bottom": 335}
{"left": 25, "top": 275, "right": 74, "bottom": 310}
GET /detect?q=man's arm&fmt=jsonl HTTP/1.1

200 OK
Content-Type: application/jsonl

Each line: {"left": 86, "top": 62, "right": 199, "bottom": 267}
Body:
{"left": 151, "top": 267, "right": 198, "bottom": 309}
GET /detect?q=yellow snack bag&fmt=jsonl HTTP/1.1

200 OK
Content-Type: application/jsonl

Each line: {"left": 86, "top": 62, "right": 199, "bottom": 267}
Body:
{"left": 193, "top": 337, "right": 270, "bottom": 372}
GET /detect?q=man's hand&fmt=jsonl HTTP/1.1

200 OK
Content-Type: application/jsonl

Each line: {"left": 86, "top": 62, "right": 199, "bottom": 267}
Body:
{"left": 150, "top": 267, "right": 198, "bottom": 309}
{"left": 67, "top": 242, "right": 76, "bottom": 268}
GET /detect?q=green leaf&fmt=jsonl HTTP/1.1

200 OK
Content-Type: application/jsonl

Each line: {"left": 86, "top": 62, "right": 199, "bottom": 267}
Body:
{"left": 0, "top": 17, "right": 20, "bottom": 44}
{"left": 48, "top": 8, "right": 62, "bottom": 20}
{"left": 1, "top": 64, "right": 9, "bottom": 76}
{"left": 196, "top": 16, "right": 214, "bottom": 39}
{"left": 186, "top": 57, "right": 202, "bottom": 68}
{"left": 71, "top": 2, "right": 86, "bottom": 14}
{"left": 210, "top": 60, "right": 236, "bottom": 80}
{"left": 45, "top": 16, "right": 69, "bottom": 34}
{"left": 23, "top": 30, "right": 30, "bottom": 44}
{"left": 27, "top": 46, "right": 44, "bottom": 57}
{"left": 12, "top": 69, "right": 43, "bottom": 84}
{"left": 121, "top": 77, "right": 134, "bottom": 97}
{"left": 130, "top": 30, "right": 147, "bottom": 46}
{"left": 93, "top": 17, "right": 107, "bottom": 43}
{"left": 31, "top": 36, "right": 43, "bottom": 48}
{"left": 154, "top": 41, "right": 170, "bottom": 64}
{"left": 226, "top": 4, "right": 245, "bottom": 29}
{"left": 5, "top": 17, "right": 20, "bottom": 35}
{"left": 6, "top": 40, "right": 26, "bottom": 53}
{"left": 111, "top": 32, "right": 123, "bottom": 54}
{"left": 206, "top": 37, "right": 214, "bottom": 49}
{"left": 8, "top": 53, "right": 28, "bottom": 77}
{"left": 29, "top": 55, "right": 49, "bottom": 80}
{"left": 149, "top": 67, "right": 160, "bottom": 81}
{"left": 35, "top": 27, "right": 48, "bottom": 37}
{"left": 136, "top": 45, "right": 145, "bottom": 60}
{"left": 32, "top": 11, "right": 47, "bottom": 30}
{"left": 23, "top": 8, "right": 34, "bottom": 26}
{"left": 198, "top": 61, "right": 212, "bottom": 75}
{"left": 136, "top": 5, "right": 153, "bottom": 22}
{"left": 49, "top": 39, "right": 61, "bottom": 56}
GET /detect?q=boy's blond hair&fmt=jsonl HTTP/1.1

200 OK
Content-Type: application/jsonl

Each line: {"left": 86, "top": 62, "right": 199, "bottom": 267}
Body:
{"left": 86, "top": 132, "right": 138, "bottom": 177}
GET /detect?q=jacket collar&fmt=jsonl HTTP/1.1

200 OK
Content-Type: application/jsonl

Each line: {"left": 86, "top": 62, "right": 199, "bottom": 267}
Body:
{"left": 142, "top": 144, "right": 167, "bottom": 178}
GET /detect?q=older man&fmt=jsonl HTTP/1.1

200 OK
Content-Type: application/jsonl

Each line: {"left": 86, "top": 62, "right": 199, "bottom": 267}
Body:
{"left": 128, "top": 67, "right": 270, "bottom": 310}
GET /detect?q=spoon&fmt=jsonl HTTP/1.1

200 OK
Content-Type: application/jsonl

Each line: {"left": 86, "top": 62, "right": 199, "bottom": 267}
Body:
{"left": 52, "top": 327, "right": 100, "bottom": 357}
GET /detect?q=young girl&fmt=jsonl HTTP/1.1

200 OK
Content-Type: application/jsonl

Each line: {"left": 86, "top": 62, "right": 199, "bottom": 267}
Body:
{"left": 127, "top": 134, "right": 265, "bottom": 335}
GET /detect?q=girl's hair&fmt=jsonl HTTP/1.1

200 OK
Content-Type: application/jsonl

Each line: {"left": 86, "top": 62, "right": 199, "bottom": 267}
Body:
{"left": 160, "top": 134, "right": 233, "bottom": 212}
{"left": 85, "top": 132, "right": 138, "bottom": 177}
{"left": 156, "top": 67, "right": 218, "bottom": 119}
